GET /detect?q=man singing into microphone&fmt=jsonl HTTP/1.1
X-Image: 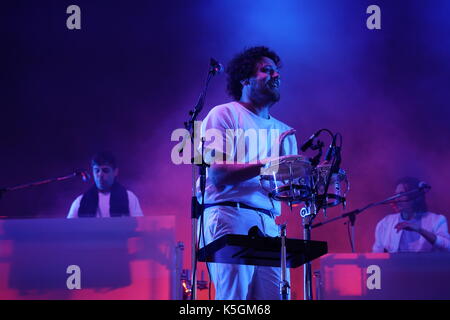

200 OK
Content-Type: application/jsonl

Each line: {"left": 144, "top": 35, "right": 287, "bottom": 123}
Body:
{"left": 67, "top": 151, "right": 143, "bottom": 218}
{"left": 372, "top": 177, "right": 450, "bottom": 252}
{"left": 198, "top": 46, "right": 298, "bottom": 300}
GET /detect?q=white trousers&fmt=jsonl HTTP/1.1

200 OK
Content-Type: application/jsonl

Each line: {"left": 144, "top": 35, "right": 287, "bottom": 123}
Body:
{"left": 199, "top": 206, "right": 289, "bottom": 300}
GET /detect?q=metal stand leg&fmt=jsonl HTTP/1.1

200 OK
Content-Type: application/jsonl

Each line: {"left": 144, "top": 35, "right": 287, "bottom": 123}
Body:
{"left": 303, "top": 217, "right": 313, "bottom": 300}
{"left": 351, "top": 223, "right": 355, "bottom": 253}
{"left": 314, "top": 271, "right": 322, "bottom": 300}
{"left": 191, "top": 217, "right": 198, "bottom": 300}
{"left": 279, "top": 224, "right": 290, "bottom": 300}
{"left": 349, "top": 212, "right": 356, "bottom": 253}
{"left": 175, "top": 242, "right": 185, "bottom": 300}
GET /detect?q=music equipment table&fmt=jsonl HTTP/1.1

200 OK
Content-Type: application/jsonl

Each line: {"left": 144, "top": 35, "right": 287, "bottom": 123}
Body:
{"left": 317, "top": 253, "right": 450, "bottom": 300}
{"left": 198, "top": 234, "right": 328, "bottom": 268}
{"left": 0, "top": 216, "right": 178, "bottom": 300}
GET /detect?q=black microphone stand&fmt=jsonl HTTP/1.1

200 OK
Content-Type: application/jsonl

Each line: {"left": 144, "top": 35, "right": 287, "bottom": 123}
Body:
{"left": 177, "top": 58, "right": 220, "bottom": 300}
{"left": 300, "top": 129, "right": 334, "bottom": 300}
{"left": 0, "top": 171, "right": 88, "bottom": 200}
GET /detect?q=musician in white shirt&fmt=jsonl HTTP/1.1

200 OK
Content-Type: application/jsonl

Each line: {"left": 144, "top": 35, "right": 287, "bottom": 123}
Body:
{"left": 67, "top": 151, "right": 143, "bottom": 218}
{"left": 373, "top": 177, "right": 450, "bottom": 253}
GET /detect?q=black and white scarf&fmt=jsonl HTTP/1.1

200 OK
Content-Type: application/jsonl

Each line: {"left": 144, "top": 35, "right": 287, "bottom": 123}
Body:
{"left": 78, "top": 181, "right": 130, "bottom": 217}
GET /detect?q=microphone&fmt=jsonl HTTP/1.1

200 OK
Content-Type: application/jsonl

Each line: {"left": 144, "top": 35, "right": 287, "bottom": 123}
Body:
{"left": 418, "top": 181, "right": 431, "bottom": 191}
{"left": 325, "top": 132, "right": 341, "bottom": 162}
{"left": 324, "top": 138, "right": 335, "bottom": 162}
{"left": 209, "top": 58, "right": 223, "bottom": 75}
{"left": 300, "top": 129, "right": 322, "bottom": 152}
{"left": 75, "top": 170, "right": 91, "bottom": 182}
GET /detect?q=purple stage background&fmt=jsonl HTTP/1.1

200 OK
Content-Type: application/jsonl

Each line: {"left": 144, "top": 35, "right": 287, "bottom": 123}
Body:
{"left": 1, "top": 0, "right": 450, "bottom": 299}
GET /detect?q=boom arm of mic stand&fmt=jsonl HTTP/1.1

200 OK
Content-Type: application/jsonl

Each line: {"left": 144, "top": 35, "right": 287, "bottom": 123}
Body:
{"left": 311, "top": 187, "right": 426, "bottom": 230}
{"left": 0, "top": 172, "right": 82, "bottom": 198}
{"left": 184, "top": 71, "right": 214, "bottom": 133}
{"left": 177, "top": 71, "right": 215, "bottom": 156}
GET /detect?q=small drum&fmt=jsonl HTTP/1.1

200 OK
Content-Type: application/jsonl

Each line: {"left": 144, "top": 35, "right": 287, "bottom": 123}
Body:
{"left": 260, "top": 155, "right": 313, "bottom": 203}
{"left": 314, "top": 164, "right": 349, "bottom": 208}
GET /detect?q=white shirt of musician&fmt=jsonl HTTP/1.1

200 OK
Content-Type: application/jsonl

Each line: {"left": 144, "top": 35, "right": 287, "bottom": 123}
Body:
{"left": 67, "top": 190, "right": 144, "bottom": 218}
{"left": 197, "top": 101, "right": 298, "bottom": 216}
{"left": 372, "top": 212, "right": 450, "bottom": 252}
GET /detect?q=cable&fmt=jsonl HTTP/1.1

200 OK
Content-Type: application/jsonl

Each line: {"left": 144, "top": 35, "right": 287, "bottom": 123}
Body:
{"left": 197, "top": 138, "right": 213, "bottom": 300}
{"left": 336, "top": 132, "right": 343, "bottom": 148}
{"left": 199, "top": 202, "right": 213, "bottom": 300}
{"left": 321, "top": 128, "right": 335, "bottom": 140}
{"left": 200, "top": 166, "right": 213, "bottom": 301}
{"left": 346, "top": 222, "right": 355, "bottom": 252}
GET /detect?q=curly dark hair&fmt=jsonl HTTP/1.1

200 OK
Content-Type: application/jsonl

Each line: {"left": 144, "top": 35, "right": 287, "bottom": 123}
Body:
{"left": 91, "top": 151, "right": 117, "bottom": 169}
{"left": 226, "top": 46, "right": 281, "bottom": 101}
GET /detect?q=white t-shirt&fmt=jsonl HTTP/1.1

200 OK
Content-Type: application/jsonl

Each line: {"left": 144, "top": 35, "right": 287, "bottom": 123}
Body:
{"left": 67, "top": 190, "right": 144, "bottom": 218}
{"left": 197, "top": 101, "right": 298, "bottom": 216}
{"left": 372, "top": 212, "right": 450, "bottom": 252}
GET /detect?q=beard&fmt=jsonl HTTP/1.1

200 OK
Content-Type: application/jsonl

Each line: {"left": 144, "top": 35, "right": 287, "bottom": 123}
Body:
{"left": 263, "top": 84, "right": 280, "bottom": 103}
{"left": 250, "top": 82, "right": 280, "bottom": 104}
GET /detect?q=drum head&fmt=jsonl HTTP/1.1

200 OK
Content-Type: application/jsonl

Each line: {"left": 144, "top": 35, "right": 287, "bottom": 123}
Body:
{"left": 260, "top": 155, "right": 313, "bottom": 203}
{"left": 260, "top": 155, "right": 312, "bottom": 179}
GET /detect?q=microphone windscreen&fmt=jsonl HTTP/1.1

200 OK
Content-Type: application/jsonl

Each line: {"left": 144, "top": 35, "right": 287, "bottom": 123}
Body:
{"left": 418, "top": 181, "right": 431, "bottom": 190}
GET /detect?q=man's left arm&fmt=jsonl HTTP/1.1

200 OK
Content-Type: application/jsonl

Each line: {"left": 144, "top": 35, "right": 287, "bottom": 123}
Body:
{"left": 431, "top": 216, "right": 450, "bottom": 251}
{"left": 417, "top": 228, "right": 437, "bottom": 245}
{"left": 280, "top": 130, "right": 297, "bottom": 156}
{"left": 67, "top": 195, "right": 82, "bottom": 219}
{"left": 396, "top": 216, "right": 450, "bottom": 250}
{"left": 128, "top": 191, "right": 144, "bottom": 217}
{"left": 395, "top": 222, "right": 437, "bottom": 244}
